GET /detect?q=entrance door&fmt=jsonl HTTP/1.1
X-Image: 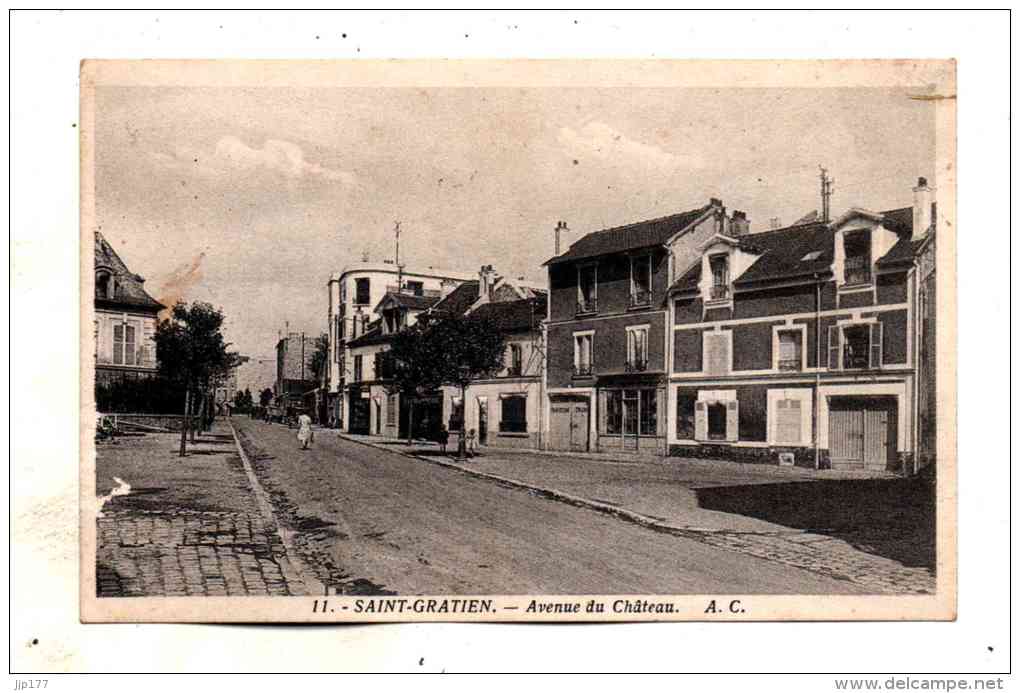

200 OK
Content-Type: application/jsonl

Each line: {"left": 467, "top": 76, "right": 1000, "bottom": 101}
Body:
{"left": 549, "top": 397, "right": 590, "bottom": 451}
{"left": 374, "top": 400, "right": 382, "bottom": 435}
{"left": 477, "top": 398, "right": 488, "bottom": 445}
{"left": 829, "top": 396, "right": 897, "bottom": 471}
{"left": 349, "top": 394, "right": 370, "bottom": 435}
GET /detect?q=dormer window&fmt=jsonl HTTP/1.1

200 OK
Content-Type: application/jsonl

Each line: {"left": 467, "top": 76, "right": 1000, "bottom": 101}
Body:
{"left": 630, "top": 255, "right": 652, "bottom": 307}
{"left": 708, "top": 254, "right": 730, "bottom": 301}
{"left": 96, "top": 270, "right": 114, "bottom": 299}
{"left": 843, "top": 230, "right": 872, "bottom": 285}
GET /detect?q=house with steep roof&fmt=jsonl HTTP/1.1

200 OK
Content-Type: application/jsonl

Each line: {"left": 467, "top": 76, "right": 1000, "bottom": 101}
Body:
{"left": 667, "top": 178, "right": 938, "bottom": 474}
{"left": 542, "top": 199, "right": 734, "bottom": 455}
{"left": 93, "top": 232, "right": 165, "bottom": 387}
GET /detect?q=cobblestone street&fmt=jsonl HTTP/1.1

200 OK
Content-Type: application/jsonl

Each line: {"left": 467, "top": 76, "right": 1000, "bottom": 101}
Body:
{"left": 95, "top": 423, "right": 310, "bottom": 597}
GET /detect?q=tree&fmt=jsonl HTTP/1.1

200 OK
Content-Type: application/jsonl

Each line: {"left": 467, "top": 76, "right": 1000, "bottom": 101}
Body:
{"left": 388, "top": 319, "right": 444, "bottom": 444}
{"left": 309, "top": 333, "right": 330, "bottom": 384}
{"left": 154, "top": 301, "right": 236, "bottom": 456}
{"left": 390, "top": 311, "right": 505, "bottom": 457}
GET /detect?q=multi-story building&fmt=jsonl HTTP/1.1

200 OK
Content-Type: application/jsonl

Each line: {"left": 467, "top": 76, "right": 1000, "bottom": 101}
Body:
{"left": 433, "top": 266, "right": 547, "bottom": 450}
{"left": 542, "top": 199, "right": 736, "bottom": 455}
{"left": 325, "top": 261, "right": 474, "bottom": 427}
{"left": 275, "top": 332, "right": 316, "bottom": 408}
{"left": 93, "top": 232, "right": 164, "bottom": 386}
{"left": 665, "top": 178, "right": 937, "bottom": 473}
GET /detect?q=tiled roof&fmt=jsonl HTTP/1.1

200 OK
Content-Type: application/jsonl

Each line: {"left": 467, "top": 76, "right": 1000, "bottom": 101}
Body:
{"left": 429, "top": 280, "right": 479, "bottom": 316}
{"left": 875, "top": 207, "right": 923, "bottom": 268}
{"left": 468, "top": 295, "right": 546, "bottom": 333}
{"left": 94, "top": 232, "right": 165, "bottom": 311}
{"left": 544, "top": 204, "right": 712, "bottom": 266}
{"left": 880, "top": 206, "right": 914, "bottom": 234}
{"left": 732, "top": 222, "right": 834, "bottom": 286}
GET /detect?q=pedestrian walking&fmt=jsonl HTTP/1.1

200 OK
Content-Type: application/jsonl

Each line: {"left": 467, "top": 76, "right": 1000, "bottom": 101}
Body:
{"left": 437, "top": 424, "right": 449, "bottom": 454}
{"left": 466, "top": 428, "right": 477, "bottom": 457}
{"left": 297, "top": 412, "right": 314, "bottom": 450}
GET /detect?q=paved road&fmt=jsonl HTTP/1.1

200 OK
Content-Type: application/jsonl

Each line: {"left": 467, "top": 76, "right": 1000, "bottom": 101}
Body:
{"left": 232, "top": 419, "right": 864, "bottom": 595}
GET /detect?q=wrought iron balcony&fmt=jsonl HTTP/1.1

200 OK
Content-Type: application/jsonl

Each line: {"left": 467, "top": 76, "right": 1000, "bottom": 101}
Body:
{"left": 624, "top": 358, "right": 648, "bottom": 373}
{"left": 630, "top": 289, "right": 652, "bottom": 307}
{"left": 709, "top": 284, "right": 730, "bottom": 301}
{"left": 572, "top": 363, "right": 594, "bottom": 377}
{"left": 576, "top": 297, "right": 598, "bottom": 315}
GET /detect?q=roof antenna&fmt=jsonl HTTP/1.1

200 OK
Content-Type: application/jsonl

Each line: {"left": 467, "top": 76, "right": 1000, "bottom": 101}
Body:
{"left": 819, "top": 166, "right": 835, "bottom": 223}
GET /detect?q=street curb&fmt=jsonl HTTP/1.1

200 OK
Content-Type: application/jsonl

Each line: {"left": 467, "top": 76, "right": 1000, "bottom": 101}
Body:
{"left": 230, "top": 423, "right": 326, "bottom": 596}
{"left": 336, "top": 432, "right": 737, "bottom": 541}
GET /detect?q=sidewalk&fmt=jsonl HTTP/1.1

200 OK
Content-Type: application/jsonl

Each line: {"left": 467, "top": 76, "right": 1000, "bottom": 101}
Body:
{"left": 94, "top": 422, "right": 316, "bottom": 597}
{"left": 337, "top": 430, "right": 935, "bottom": 594}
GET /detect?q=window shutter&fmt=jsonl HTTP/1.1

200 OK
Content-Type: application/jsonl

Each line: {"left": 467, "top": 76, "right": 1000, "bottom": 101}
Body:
{"left": 705, "top": 333, "right": 730, "bottom": 375}
{"left": 775, "top": 399, "right": 803, "bottom": 444}
{"left": 726, "top": 400, "right": 739, "bottom": 442}
{"left": 870, "top": 321, "right": 883, "bottom": 369}
{"left": 694, "top": 401, "right": 708, "bottom": 440}
{"left": 827, "top": 325, "right": 841, "bottom": 370}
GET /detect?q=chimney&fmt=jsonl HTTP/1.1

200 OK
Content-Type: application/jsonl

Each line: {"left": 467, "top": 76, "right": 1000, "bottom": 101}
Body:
{"left": 730, "top": 210, "right": 749, "bottom": 236}
{"left": 709, "top": 198, "right": 726, "bottom": 233}
{"left": 912, "top": 177, "right": 935, "bottom": 240}
{"left": 554, "top": 221, "right": 568, "bottom": 255}
{"left": 478, "top": 264, "right": 497, "bottom": 303}
{"left": 439, "top": 278, "right": 457, "bottom": 299}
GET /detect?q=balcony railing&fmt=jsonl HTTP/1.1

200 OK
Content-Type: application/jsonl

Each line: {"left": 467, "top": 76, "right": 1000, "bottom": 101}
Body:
{"left": 709, "top": 284, "right": 730, "bottom": 301}
{"left": 778, "top": 358, "right": 801, "bottom": 372}
{"left": 572, "top": 363, "right": 594, "bottom": 377}
{"left": 630, "top": 289, "right": 651, "bottom": 307}
{"left": 624, "top": 358, "right": 648, "bottom": 373}
{"left": 843, "top": 267, "right": 872, "bottom": 286}
{"left": 576, "top": 297, "right": 598, "bottom": 315}
{"left": 505, "top": 364, "right": 523, "bottom": 377}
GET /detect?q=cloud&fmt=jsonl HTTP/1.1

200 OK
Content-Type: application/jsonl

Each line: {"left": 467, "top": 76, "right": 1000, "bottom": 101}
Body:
{"left": 150, "top": 135, "right": 358, "bottom": 186}
{"left": 557, "top": 121, "right": 704, "bottom": 172}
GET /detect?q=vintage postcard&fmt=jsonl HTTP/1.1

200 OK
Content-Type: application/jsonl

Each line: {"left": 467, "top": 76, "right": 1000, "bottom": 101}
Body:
{"left": 79, "top": 59, "right": 956, "bottom": 623}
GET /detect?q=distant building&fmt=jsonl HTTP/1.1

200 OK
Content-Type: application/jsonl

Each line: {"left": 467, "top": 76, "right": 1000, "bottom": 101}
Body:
{"left": 93, "top": 232, "right": 164, "bottom": 386}
{"left": 325, "top": 261, "right": 475, "bottom": 428}
{"left": 275, "top": 332, "right": 316, "bottom": 408}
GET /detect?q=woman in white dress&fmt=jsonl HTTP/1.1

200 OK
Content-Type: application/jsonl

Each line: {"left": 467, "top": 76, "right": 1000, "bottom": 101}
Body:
{"left": 296, "top": 412, "right": 313, "bottom": 450}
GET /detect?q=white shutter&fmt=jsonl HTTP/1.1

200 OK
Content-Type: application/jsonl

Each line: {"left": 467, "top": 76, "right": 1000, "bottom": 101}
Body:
{"left": 705, "top": 333, "right": 730, "bottom": 375}
{"left": 726, "top": 400, "right": 739, "bottom": 442}
{"left": 775, "top": 399, "right": 802, "bottom": 444}
{"left": 828, "top": 325, "right": 841, "bottom": 370}
{"left": 870, "top": 321, "right": 883, "bottom": 369}
{"left": 694, "top": 401, "right": 708, "bottom": 440}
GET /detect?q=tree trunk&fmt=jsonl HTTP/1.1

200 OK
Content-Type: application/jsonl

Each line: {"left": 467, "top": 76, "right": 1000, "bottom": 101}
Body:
{"left": 190, "top": 392, "right": 201, "bottom": 444}
{"left": 179, "top": 388, "right": 190, "bottom": 457}
{"left": 457, "top": 384, "right": 467, "bottom": 460}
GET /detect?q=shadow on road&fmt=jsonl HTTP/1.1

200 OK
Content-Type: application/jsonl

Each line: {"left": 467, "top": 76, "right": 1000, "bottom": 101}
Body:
{"left": 695, "top": 478, "right": 936, "bottom": 569}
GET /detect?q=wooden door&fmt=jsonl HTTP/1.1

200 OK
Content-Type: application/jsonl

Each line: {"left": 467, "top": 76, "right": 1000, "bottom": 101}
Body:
{"left": 550, "top": 399, "right": 589, "bottom": 452}
{"left": 829, "top": 397, "right": 896, "bottom": 470}
{"left": 570, "top": 401, "right": 590, "bottom": 451}
{"left": 829, "top": 399, "right": 864, "bottom": 468}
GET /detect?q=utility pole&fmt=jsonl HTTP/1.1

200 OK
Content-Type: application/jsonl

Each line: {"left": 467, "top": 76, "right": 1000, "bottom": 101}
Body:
{"left": 394, "top": 221, "right": 404, "bottom": 292}
{"left": 819, "top": 166, "right": 835, "bottom": 223}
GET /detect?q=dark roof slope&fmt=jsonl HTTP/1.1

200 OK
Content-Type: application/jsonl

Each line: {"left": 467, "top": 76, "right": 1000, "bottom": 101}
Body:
{"left": 429, "top": 280, "right": 479, "bottom": 316}
{"left": 733, "top": 222, "right": 834, "bottom": 286}
{"left": 545, "top": 204, "right": 711, "bottom": 266}
{"left": 468, "top": 295, "right": 546, "bottom": 333}
{"left": 379, "top": 292, "right": 439, "bottom": 311}
{"left": 876, "top": 235, "right": 925, "bottom": 268}
{"left": 880, "top": 206, "right": 913, "bottom": 234}
{"left": 94, "top": 232, "right": 165, "bottom": 311}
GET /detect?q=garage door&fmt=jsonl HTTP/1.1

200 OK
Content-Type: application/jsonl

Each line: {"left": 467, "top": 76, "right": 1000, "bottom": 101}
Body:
{"left": 549, "top": 397, "right": 589, "bottom": 452}
{"left": 828, "top": 396, "right": 897, "bottom": 471}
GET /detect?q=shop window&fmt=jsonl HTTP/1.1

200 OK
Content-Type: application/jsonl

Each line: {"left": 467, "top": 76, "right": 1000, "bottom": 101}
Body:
{"left": 640, "top": 389, "right": 657, "bottom": 436}
{"left": 606, "top": 390, "right": 623, "bottom": 435}
{"left": 499, "top": 395, "right": 527, "bottom": 433}
{"left": 606, "top": 389, "right": 656, "bottom": 436}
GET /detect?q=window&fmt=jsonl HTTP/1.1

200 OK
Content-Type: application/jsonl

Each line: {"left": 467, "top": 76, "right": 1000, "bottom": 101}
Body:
{"left": 449, "top": 397, "right": 464, "bottom": 431}
{"left": 843, "top": 230, "right": 871, "bottom": 285}
{"left": 828, "top": 322, "right": 883, "bottom": 370}
{"left": 499, "top": 395, "right": 527, "bottom": 433}
{"left": 337, "top": 315, "right": 345, "bottom": 342}
{"left": 709, "top": 254, "right": 730, "bottom": 300}
{"left": 706, "top": 402, "right": 727, "bottom": 439}
{"left": 626, "top": 326, "right": 649, "bottom": 372}
{"left": 113, "top": 322, "right": 136, "bottom": 366}
{"left": 776, "top": 329, "right": 803, "bottom": 371}
{"left": 703, "top": 331, "right": 731, "bottom": 376}
{"left": 640, "top": 389, "right": 657, "bottom": 436}
{"left": 630, "top": 255, "right": 652, "bottom": 307}
{"left": 375, "top": 352, "right": 395, "bottom": 380}
{"left": 96, "top": 271, "right": 113, "bottom": 299}
{"left": 606, "top": 389, "right": 656, "bottom": 436}
{"left": 573, "top": 332, "right": 593, "bottom": 377}
{"left": 577, "top": 264, "right": 598, "bottom": 314}
{"left": 507, "top": 343, "right": 523, "bottom": 376}
{"left": 355, "top": 278, "right": 371, "bottom": 305}
{"left": 676, "top": 391, "right": 696, "bottom": 440}
{"left": 353, "top": 355, "right": 363, "bottom": 382}
{"left": 361, "top": 314, "right": 370, "bottom": 335}
{"left": 405, "top": 280, "right": 424, "bottom": 296}
{"left": 775, "top": 399, "right": 802, "bottom": 444}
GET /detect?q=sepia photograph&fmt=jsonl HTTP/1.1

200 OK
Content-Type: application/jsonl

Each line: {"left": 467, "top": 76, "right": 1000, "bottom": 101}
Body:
{"left": 77, "top": 58, "right": 956, "bottom": 623}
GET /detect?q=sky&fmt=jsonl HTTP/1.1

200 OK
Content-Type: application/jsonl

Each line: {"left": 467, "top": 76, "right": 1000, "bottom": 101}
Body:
{"left": 94, "top": 85, "right": 937, "bottom": 392}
